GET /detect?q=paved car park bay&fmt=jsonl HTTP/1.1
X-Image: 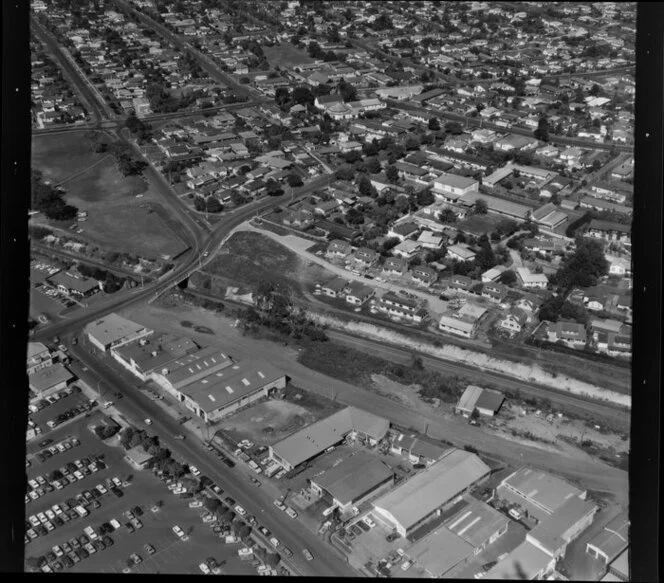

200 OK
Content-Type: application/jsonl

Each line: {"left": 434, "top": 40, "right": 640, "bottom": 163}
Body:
{"left": 26, "top": 411, "right": 263, "bottom": 574}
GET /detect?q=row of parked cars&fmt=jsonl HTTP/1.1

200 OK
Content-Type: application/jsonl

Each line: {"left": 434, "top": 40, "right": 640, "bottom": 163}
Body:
{"left": 38, "top": 528, "right": 116, "bottom": 572}
{"left": 26, "top": 454, "right": 106, "bottom": 503}
{"left": 29, "top": 386, "right": 81, "bottom": 414}
{"left": 25, "top": 477, "right": 129, "bottom": 544}
{"left": 46, "top": 399, "right": 95, "bottom": 429}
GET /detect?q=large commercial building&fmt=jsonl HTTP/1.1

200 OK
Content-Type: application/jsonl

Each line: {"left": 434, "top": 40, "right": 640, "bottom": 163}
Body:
{"left": 309, "top": 451, "right": 394, "bottom": 513}
{"left": 84, "top": 313, "right": 153, "bottom": 352}
{"left": 176, "top": 359, "right": 286, "bottom": 423}
{"left": 408, "top": 526, "right": 475, "bottom": 577}
{"left": 496, "top": 467, "right": 587, "bottom": 521}
{"left": 112, "top": 334, "right": 201, "bottom": 382}
{"left": 269, "top": 407, "right": 390, "bottom": 471}
{"left": 152, "top": 345, "right": 234, "bottom": 394}
{"left": 29, "top": 363, "right": 74, "bottom": 398}
{"left": 27, "top": 342, "right": 54, "bottom": 375}
{"left": 444, "top": 496, "right": 510, "bottom": 554}
{"left": 372, "top": 449, "right": 491, "bottom": 537}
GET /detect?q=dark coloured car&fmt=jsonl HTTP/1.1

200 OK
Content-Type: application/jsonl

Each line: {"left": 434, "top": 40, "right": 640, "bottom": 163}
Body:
{"left": 62, "top": 556, "right": 74, "bottom": 569}
{"left": 357, "top": 521, "right": 370, "bottom": 532}
{"left": 132, "top": 506, "right": 143, "bottom": 516}
{"left": 35, "top": 525, "right": 47, "bottom": 536}
{"left": 67, "top": 552, "right": 80, "bottom": 565}
{"left": 61, "top": 542, "right": 72, "bottom": 554}
{"left": 78, "top": 548, "right": 89, "bottom": 560}
{"left": 222, "top": 457, "right": 235, "bottom": 468}
{"left": 282, "top": 547, "right": 293, "bottom": 558}
{"left": 224, "top": 497, "right": 235, "bottom": 506}
{"left": 93, "top": 539, "right": 105, "bottom": 552}
{"left": 78, "top": 535, "right": 89, "bottom": 545}
{"left": 46, "top": 551, "right": 57, "bottom": 563}
{"left": 102, "top": 535, "right": 113, "bottom": 547}
{"left": 91, "top": 500, "right": 101, "bottom": 510}
{"left": 53, "top": 516, "right": 64, "bottom": 527}
{"left": 52, "top": 561, "right": 63, "bottom": 571}
{"left": 111, "top": 487, "right": 124, "bottom": 498}
{"left": 38, "top": 439, "right": 53, "bottom": 448}
{"left": 70, "top": 538, "right": 81, "bottom": 549}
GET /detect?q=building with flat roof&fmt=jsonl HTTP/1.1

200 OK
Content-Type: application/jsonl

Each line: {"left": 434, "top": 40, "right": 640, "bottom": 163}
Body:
{"left": 408, "top": 525, "right": 475, "bottom": 577}
{"left": 444, "top": 496, "right": 510, "bottom": 552}
{"left": 124, "top": 446, "right": 154, "bottom": 469}
{"left": 517, "top": 267, "right": 549, "bottom": 289}
{"left": 269, "top": 407, "right": 389, "bottom": 471}
{"left": 177, "top": 359, "right": 286, "bottom": 423}
{"left": 586, "top": 510, "right": 629, "bottom": 564}
{"left": 29, "top": 363, "right": 74, "bottom": 398}
{"left": 456, "top": 386, "right": 505, "bottom": 417}
{"left": 48, "top": 271, "right": 99, "bottom": 298}
{"left": 432, "top": 173, "right": 479, "bottom": 199}
{"left": 27, "top": 342, "right": 53, "bottom": 375}
{"left": 496, "top": 467, "right": 586, "bottom": 521}
{"left": 85, "top": 313, "right": 153, "bottom": 352}
{"left": 607, "top": 548, "right": 629, "bottom": 581}
{"left": 458, "top": 191, "right": 532, "bottom": 221}
{"left": 439, "top": 303, "right": 488, "bottom": 339}
{"left": 112, "top": 334, "right": 200, "bottom": 381}
{"left": 309, "top": 451, "right": 393, "bottom": 512}
{"left": 372, "top": 449, "right": 490, "bottom": 537}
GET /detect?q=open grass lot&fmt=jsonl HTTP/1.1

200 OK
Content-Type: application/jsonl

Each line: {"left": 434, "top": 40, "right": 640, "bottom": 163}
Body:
{"left": 32, "top": 133, "right": 104, "bottom": 184}
{"left": 204, "top": 231, "right": 305, "bottom": 295}
{"left": 25, "top": 410, "right": 258, "bottom": 575}
{"left": 263, "top": 42, "right": 315, "bottom": 68}
{"left": 32, "top": 134, "right": 187, "bottom": 260}
{"left": 455, "top": 212, "right": 507, "bottom": 236}
{"left": 30, "top": 288, "right": 66, "bottom": 322}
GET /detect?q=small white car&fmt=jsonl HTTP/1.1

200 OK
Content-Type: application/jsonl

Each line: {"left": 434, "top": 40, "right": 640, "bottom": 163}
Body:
{"left": 172, "top": 525, "right": 185, "bottom": 538}
{"left": 269, "top": 537, "right": 280, "bottom": 548}
{"left": 199, "top": 563, "right": 211, "bottom": 574}
{"left": 144, "top": 418, "right": 152, "bottom": 425}
{"left": 364, "top": 516, "right": 376, "bottom": 528}
{"left": 285, "top": 507, "right": 298, "bottom": 519}
{"left": 190, "top": 465, "right": 201, "bottom": 477}
{"left": 273, "top": 500, "right": 286, "bottom": 511}
{"left": 189, "top": 501, "right": 203, "bottom": 508}
{"left": 234, "top": 505, "right": 247, "bottom": 517}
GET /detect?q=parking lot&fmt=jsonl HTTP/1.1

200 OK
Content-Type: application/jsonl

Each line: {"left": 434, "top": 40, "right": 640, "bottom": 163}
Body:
{"left": 25, "top": 411, "right": 270, "bottom": 574}
{"left": 28, "top": 387, "right": 92, "bottom": 437}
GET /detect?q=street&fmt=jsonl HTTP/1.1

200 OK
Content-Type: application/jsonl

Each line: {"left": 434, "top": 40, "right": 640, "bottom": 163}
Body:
{"left": 66, "top": 341, "right": 359, "bottom": 578}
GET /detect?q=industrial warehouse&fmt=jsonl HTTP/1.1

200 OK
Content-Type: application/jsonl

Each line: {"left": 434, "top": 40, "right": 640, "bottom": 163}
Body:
{"left": 372, "top": 449, "right": 491, "bottom": 537}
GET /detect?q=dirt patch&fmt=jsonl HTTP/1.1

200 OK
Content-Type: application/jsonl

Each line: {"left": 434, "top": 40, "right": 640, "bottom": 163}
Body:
{"left": 220, "top": 399, "right": 318, "bottom": 446}
{"left": 370, "top": 374, "right": 430, "bottom": 413}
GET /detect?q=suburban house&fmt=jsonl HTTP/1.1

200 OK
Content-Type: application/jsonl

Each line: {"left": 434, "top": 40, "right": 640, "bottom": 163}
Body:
{"left": 345, "top": 281, "right": 375, "bottom": 305}
{"left": 375, "top": 291, "right": 427, "bottom": 324}
{"left": 417, "top": 231, "right": 445, "bottom": 250}
{"left": 498, "top": 309, "right": 529, "bottom": 335}
{"left": 319, "top": 277, "right": 348, "bottom": 298}
{"left": 516, "top": 267, "right": 549, "bottom": 289}
{"left": 411, "top": 265, "right": 439, "bottom": 287}
{"left": 326, "top": 239, "right": 353, "bottom": 259}
{"left": 447, "top": 243, "right": 477, "bottom": 262}
{"left": 546, "top": 320, "right": 587, "bottom": 347}
{"left": 353, "top": 247, "right": 380, "bottom": 268}
{"left": 27, "top": 342, "right": 54, "bottom": 375}
{"left": 447, "top": 275, "right": 474, "bottom": 293}
{"left": 392, "top": 240, "right": 422, "bottom": 259}
{"left": 438, "top": 303, "right": 488, "bottom": 339}
{"left": 432, "top": 174, "right": 479, "bottom": 201}
{"left": 482, "top": 281, "right": 509, "bottom": 303}
{"left": 585, "top": 220, "right": 631, "bottom": 244}
{"left": 47, "top": 271, "right": 99, "bottom": 298}
{"left": 382, "top": 256, "right": 408, "bottom": 276}
{"left": 388, "top": 221, "right": 420, "bottom": 241}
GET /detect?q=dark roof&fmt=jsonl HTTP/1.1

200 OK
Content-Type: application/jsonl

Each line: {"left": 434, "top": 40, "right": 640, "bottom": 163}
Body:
{"left": 474, "top": 389, "right": 505, "bottom": 413}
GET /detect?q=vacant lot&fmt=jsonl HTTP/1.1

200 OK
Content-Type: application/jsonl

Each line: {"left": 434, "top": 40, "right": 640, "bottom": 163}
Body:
{"left": 204, "top": 232, "right": 307, "bottom": 295}
{"left": 32, "top": 134, "right": 187, "bottom": 260}
{"left": 32, "top": 133, "right": 104, "bottom": 184}
{"left": 263, "top": 43, "right": 314, "bottom": 67}
{"left": 456, "top": 213, "right": 506, "bottom": 236}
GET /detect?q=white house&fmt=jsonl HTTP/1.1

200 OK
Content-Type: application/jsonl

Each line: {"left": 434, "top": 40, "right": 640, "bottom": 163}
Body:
{"left": 516, "top": 267, "right": 549, "bottom": 289}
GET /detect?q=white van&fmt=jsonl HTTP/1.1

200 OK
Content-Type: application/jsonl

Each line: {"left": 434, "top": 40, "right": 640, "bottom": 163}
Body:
{"left": 74, "top": 505, "right": 89, "bottom": 518}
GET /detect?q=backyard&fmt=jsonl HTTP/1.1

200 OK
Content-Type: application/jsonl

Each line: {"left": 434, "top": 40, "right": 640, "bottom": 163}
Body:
{"left": 263, "top": 43, "right": 315, "bottom": 68}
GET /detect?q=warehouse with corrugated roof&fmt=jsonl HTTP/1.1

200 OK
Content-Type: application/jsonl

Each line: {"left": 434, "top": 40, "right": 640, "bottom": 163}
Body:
{"left": 372, "top": 449, "right": 491, "bottom": 537}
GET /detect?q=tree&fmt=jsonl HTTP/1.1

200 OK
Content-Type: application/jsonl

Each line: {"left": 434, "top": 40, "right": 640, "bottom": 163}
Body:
{"left": 428, "top": 117, "right": 441, "bottom": 131}
{"left": 445, "top": 121, "right": 463, "bottom": 135}
{"left": 335, "top": 165, "right": 355, "bottom": 181}
{"left": 266, "top": 179, "right": 284, "bottom": 196}
{"left": 365, "top": 157, "right": 382, "bottom": 174}
{"left": 205, "top": 197, "right": 223, "bottom": 213}
{"left": 498, "top": 269, "right": 517, "bottom": 285}
{"left": 555, "top": 237, "right": 609, "bottom": 289}
{"left": 474, "top": 198, "right": 488, "bottom": 215}
{"left": 439, "top": 208, "right": 458, "bottom": 223}
{"left": 337, "top": 79, "right": 357, "bottom": 102}
{"left": 287, "top": 174, "right": 303, "bottom": 187}
{"left": 385, "top": 165, "right": 399, "bottom": 183}
{"left": 357, "top": 175, "right": 372, "bottom": 196}
{"left": 534, "top": 115, "right": 550, "bottom": 142}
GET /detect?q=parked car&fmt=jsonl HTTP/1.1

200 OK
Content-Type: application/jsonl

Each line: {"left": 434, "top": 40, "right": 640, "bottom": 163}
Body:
{"left": 144, "top": 544, "right": 156, "bottom": 556}
{"left": 303, "top": 549, "right": 314, "bottom": 561}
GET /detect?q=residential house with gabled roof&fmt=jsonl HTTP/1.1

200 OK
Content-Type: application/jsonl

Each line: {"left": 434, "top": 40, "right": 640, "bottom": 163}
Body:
{"left": 345, "top": 281, "right": 375, "bottom": 305}
{"left": 546, "top": 320, "right": 587, "bottom": 347}
{"left": 326, "top": 239, "right": 352, "bottom": 259}
{"left": 447, "top": 243, "right": 476, "bottom": 262}
{"left": 319, "top": 277, "right": 348, "bottom": 298}
{"left": 447, "top": 274, "right": 474, "bottom": 293}
{"left": 375, "top": 291, "right": 427, "bottom": 324}
{"left": 392, "top": 240, "right": 421, "bottom": 260}
{"left": 411, "top": 265, "right": 438, "bottom": 287}
{"left": 498, "top": 308, "right": 529, "bottom": 335}
{"left": 387, "top": 221, "right": 420, "bottom": 241}
{"left": 353, "top": 247, "right": 380, "bottom": 268}
{"left": 482, "top": 281, "right": 508, "bottom": 303}
{"left": 382, "top": 256, "right": 408, "bottom": 276}
{"left": 417, "top": 230, "right": 445, "bottom": 250}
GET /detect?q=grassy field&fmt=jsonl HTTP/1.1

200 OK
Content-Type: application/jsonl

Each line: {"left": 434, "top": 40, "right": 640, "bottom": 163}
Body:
{"left": 456, "top": 213, "right": 506, "bottom": 236}
{"left": 204, "top": 232, "right": 305, "bottom": 295}
{"left": 263, "top": 42, "right": 314, "bottom": 68}
{"left": 31, "top": 132, "right": 104, "bottom": 183}
{"left": 32, "top": 134, "right": 187, "bottom": 260}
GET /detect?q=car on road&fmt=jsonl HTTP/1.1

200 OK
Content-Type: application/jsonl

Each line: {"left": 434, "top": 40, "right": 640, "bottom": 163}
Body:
{"left": 174, "top": 434, "right": 185, "bottom": 440}
{"left": 234, "top": 505, "right": 247, "bottom": 516}
{"left": 103, "top": 401, "right": 113, "bottom": 409}
{"left": 282, "top": 547, "right": 293, "bottom": 558}
{"left": 258, "top": 526, "right": 271, "bottom": 537}
{"left": 211, "top": 485, "right": 223, "bottom": 495}
{"left": 303, "top": 549, "right": 314, "bottom": 561}
{"left": 285, "top": 507, "right": 298, "bottom": 519}
{"left": 269, "top": 537, "right": 280, "bottom": 548}
{"left": 250, "top": 477, "right": 261, "bottom": 487}
{"left": 203, "top": 251, "right": 209, "bottom": 258}
{"left": 273, "top": 500, "right": 286, "bottom": 511}
{"left": 189, "top": 465, "right": 201, "bottom": 477}
{"left": 224, "top": 496, "right": 235, "bottom": 506}
{"left": 144, "top": 418, "right": 152, "bottom": 425}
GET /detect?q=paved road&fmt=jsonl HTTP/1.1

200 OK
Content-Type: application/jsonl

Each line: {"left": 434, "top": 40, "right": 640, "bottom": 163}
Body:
{"left": 66, "top": 343, "right": 359, "bottom": 578}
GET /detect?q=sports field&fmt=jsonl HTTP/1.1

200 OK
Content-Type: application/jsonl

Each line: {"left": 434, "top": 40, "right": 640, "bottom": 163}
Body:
{"left": 263, "top": 43, "right": 315, "bottom": 68}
